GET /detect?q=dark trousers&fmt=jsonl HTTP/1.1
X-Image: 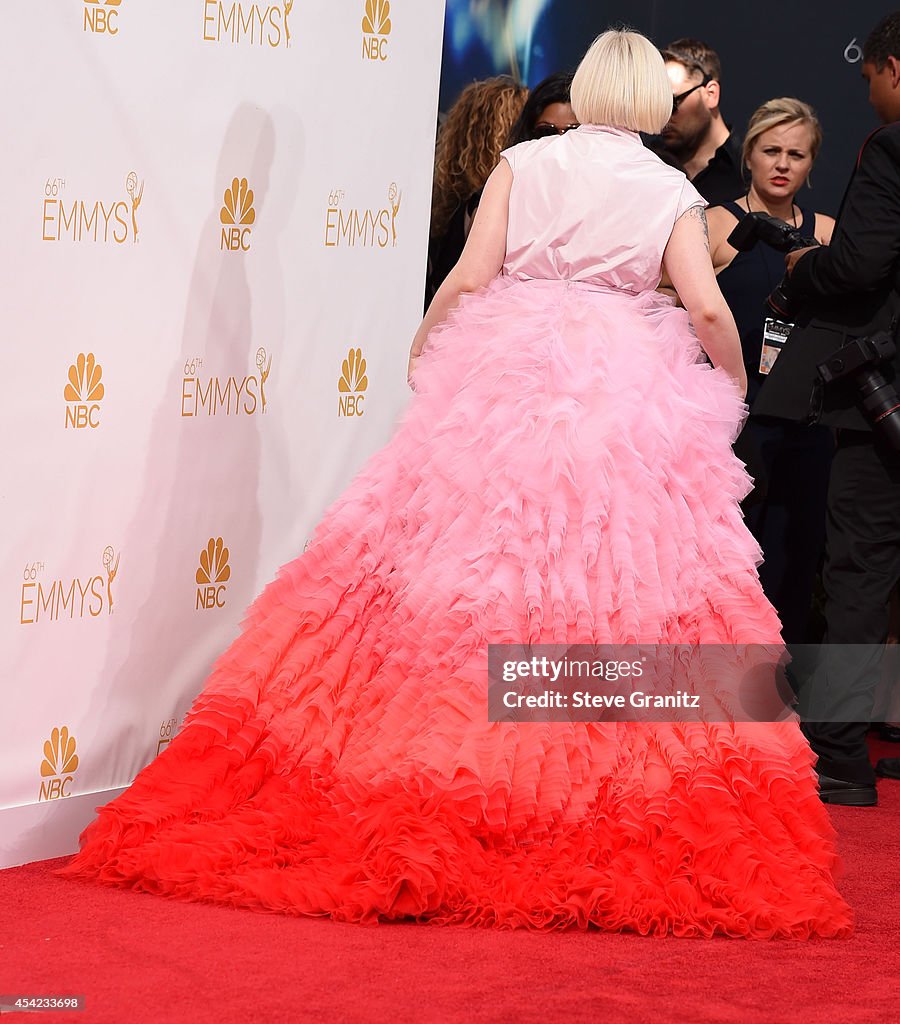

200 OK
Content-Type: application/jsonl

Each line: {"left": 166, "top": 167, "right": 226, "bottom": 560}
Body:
{"left": 801, "top": 431, "right": 900, "bottom": 783}
{"left": 741, "top": 417, "right": 833, "bottom": 643}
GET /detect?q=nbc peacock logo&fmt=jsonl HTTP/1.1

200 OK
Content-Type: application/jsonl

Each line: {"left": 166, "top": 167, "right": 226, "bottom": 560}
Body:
{"left": 39, "top": 726, "right": 79, "bottom": 801}
{"left": 362, "top": 0, "right": 391, "bottom": 61}
{"left": 84, "top": 0, "right": 122, "bottom": 35}
{"left": 196, "top": 537, "right": 231, "bottom": 609}
{"left": 220, "top": 177, "right": 256, "bottom": 252}
{"left": 64, "top": 353, "right": 104, "bottom": 429}
{"left": 338, "top": 347, "right": 368, "bottom": 417}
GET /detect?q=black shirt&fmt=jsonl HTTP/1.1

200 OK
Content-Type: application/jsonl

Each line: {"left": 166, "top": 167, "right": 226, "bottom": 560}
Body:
{"left": 691, "top": 131, "right": 744, "bottom": 205}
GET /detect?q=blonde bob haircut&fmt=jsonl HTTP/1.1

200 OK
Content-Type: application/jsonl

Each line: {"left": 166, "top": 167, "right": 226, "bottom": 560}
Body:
{"left": 742, "top": 97, "right": 823, "bottom": 165}
{"left": 570, "top": 29, "right": 673, "bottom": 134}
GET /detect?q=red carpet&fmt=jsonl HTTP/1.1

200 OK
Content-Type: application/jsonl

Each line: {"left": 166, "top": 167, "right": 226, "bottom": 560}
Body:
{"left": 2, "top": 739, "right": 899, "bottom": 1024}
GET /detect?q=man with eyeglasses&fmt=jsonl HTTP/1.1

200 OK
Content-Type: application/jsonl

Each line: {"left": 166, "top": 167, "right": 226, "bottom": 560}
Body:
{"left": 659, "top": 38, "right": 744, "bottom": 204}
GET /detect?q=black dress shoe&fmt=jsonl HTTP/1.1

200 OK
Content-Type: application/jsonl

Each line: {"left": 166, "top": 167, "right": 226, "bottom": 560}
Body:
{"left": 876, "top": 724, "right": 900, "bottom": 743}
{"left": 875, "top": 758, "right": 900, "bottom": 780}
{"left": 816, "top": 772, "right": 878, "bottom": 806}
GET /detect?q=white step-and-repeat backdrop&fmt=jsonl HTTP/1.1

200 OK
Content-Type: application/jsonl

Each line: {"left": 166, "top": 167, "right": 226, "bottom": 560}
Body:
{"left": 1, "top": 0, "right": 445, "bottom": 868}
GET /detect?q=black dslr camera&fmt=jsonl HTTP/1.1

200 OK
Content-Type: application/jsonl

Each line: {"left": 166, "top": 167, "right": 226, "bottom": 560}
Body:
{"left": 817, "top": 331, "right": 900, "bottom": 449}
{"left": 726, "top": 211, "right": 819, "bottom": 320}
{"left": 728, "top": 212, "right": 900, "bottom": 449}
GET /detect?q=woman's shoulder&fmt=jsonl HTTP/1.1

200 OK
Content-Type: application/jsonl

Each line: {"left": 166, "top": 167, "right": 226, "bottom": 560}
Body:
{"left": 641, "top": 146, "right": 687, "bottom": 177}
{"left": 500, "top": 136, "right": 558, "bottom": 171}
{"left": 811, "top": 210, "right": 835, "bottom": 244}
{"left": 707, "top": 200, "right": 744, "bottom": 221}
{"left": 706, "top": 202, "right": 745, "bottom": 241}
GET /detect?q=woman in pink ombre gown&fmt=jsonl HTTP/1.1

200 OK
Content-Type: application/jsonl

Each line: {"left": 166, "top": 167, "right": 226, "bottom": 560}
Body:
{"left": 63, "top": 32, "right": 852, "bottom": 938}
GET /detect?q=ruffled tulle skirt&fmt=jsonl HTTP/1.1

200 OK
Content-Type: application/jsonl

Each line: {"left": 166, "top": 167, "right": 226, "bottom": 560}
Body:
{"left": 62, "top": 277, "right": 852, "bottom": 938}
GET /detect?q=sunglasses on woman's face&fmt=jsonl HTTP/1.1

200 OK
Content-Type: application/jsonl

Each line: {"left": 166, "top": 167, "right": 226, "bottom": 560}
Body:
{"left": 533, "top": 122, "right": 580, "bottom": 138}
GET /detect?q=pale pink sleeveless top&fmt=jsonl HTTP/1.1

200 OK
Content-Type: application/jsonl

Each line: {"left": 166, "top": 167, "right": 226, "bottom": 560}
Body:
{"left": 500, "top": 124, "right": 705, "bottom": 292}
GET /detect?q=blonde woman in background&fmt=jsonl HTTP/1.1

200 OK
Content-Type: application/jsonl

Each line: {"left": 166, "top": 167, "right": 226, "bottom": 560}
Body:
{"left": 708, "top": 98, "right": 835, "bottom": 646}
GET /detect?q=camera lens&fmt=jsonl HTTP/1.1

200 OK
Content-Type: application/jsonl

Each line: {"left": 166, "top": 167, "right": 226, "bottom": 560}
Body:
{"left": 857, "top": 369, "right": 900, "bottom": 449}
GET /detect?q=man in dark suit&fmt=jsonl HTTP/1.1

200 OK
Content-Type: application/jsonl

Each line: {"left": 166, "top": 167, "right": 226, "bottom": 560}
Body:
{"left": 753, "top": 11, "right": 900, "bottom": 805}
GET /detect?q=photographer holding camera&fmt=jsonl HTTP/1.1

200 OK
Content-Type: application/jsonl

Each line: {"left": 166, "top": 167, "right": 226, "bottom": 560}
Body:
{"left": 753, "top": 12, "right": 900, "bottom": 805}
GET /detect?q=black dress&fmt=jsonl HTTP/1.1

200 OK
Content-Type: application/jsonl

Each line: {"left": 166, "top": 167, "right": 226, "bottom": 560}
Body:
{"left": 716, "top": 200, "right": 834, "bottom": 644}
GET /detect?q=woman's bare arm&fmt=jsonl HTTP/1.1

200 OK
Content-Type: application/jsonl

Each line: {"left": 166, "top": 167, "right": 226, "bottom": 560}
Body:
{"left": 408, "top": 161, "right": 511, "bottom": 381}
{"left": 663, "top": 206, "right": 747, "bottom": 398}
{"left": 660, "top": 206, "right": 737, "bottom": 302}
{"left": 814, "top": 212, "right": 835, "bottom": 245}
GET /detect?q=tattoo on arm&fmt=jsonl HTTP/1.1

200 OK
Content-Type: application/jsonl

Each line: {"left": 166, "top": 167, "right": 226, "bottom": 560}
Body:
{"left": 688, "top": 206, "right": 710, "bottom": 251}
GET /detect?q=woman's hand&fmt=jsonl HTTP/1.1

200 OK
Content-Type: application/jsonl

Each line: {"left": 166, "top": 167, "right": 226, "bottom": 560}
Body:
{"left": 663, "top": 207, "right": 745, "bottom": 391}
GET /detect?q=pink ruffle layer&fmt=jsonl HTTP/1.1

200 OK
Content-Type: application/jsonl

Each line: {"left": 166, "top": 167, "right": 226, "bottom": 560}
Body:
{"left": 63, "top": 278, "right": 852, "bottom": 938}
